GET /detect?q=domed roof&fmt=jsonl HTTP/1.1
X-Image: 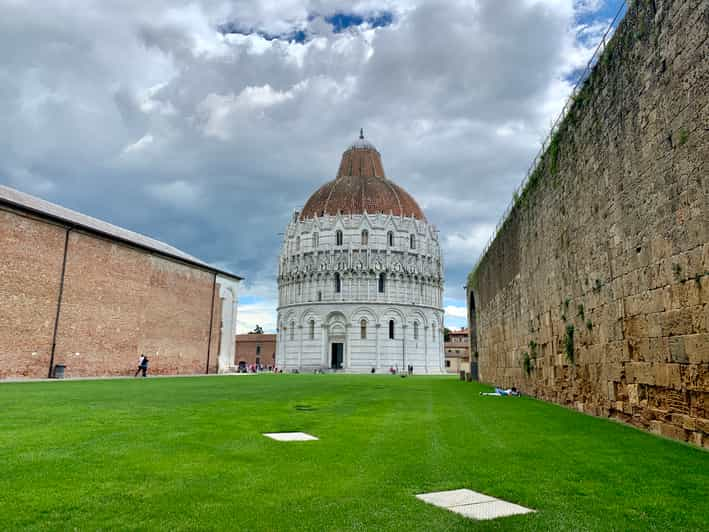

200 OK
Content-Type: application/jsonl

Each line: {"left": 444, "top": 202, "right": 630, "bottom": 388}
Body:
{"left": 300, "top": 131, "right": 426, "bottom": 221}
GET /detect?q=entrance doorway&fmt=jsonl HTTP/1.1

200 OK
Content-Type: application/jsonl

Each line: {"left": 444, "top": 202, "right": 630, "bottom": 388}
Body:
{"left": 330, "top": 343, "right": 344, "bottom": 369}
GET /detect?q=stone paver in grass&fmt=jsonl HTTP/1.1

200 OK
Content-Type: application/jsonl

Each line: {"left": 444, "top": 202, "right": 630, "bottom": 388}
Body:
{"left": 263, "top": 432, "right": 318, "bottom": 441}
{"left": 416, "top": 488, "right": 534, "bottom": 521}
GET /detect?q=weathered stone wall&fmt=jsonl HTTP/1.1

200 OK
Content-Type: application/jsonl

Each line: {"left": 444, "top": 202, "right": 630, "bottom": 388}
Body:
{"left": 468, "top": 0, "right": 708, "bottom": 446}
{"left": 0, "top": 207, "right": 223, "bottom": 379}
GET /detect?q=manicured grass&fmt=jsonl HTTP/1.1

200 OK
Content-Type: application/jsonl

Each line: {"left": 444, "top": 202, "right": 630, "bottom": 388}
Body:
{"left": 0, "top": 375, "right": 707, "bottom": 531}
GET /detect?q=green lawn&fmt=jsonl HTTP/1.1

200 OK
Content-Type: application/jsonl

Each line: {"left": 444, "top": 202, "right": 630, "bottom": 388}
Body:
{"left": 0, "top": 375, "right": 707, "bottom": 531}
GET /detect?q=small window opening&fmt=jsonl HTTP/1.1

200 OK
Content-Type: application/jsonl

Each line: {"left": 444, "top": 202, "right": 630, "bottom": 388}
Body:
{"left": 389, "top": 320, "right": 395, "bottom": 339}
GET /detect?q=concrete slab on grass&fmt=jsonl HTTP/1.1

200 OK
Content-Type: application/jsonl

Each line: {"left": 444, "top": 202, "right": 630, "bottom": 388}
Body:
{"left": 416, "top": 489, "right": 534, "bottom": 521}
{"left": 263, "top": 432, "right": 318, "bottom": 441}
{"left": 416, "top": 488, "right": 495, "bottom": 507}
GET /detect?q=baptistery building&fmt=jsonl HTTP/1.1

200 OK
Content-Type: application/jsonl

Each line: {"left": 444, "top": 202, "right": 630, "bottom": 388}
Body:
{"left": 276, "top": 132, "right": 445, "bottom": 373}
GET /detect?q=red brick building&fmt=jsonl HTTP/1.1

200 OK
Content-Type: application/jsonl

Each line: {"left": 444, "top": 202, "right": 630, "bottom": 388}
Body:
{"left": 0, "top": 185, "right": 241, "bottom": 379}
{"left": 235, "top": 333, "right": 276, "bottom": 369}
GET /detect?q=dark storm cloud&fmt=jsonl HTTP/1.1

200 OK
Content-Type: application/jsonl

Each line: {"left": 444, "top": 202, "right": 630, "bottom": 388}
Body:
{"left": 0, "top": 0, "right": 611, "bottom": 331}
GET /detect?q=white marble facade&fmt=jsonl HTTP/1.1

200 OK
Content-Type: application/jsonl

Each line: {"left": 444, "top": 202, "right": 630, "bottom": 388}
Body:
{"left": 276, "top": 212, "right": 445, "bottom": 373}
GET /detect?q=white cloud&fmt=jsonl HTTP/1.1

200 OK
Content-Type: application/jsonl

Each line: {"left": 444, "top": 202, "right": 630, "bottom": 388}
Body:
{"left": 237, "top": 300, "right": 278, "bottom": 333}
{"left": 0, "top": 0, "right": 617, "bottom": 313}
{"left": 444, "top": 305, "right": 467, "bottom": 319}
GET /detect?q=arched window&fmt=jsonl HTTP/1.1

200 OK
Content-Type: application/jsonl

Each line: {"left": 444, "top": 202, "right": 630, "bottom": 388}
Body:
{"left": 361, "top": 229, "right": 368, "bottom": 246}
{"left": 410, "top": 234, "right": 416, "bottom": 249}
{"left": 387, "top": 231, "right": 394, "bottom": 247}
{"left": 360, "top": 319, "right": 367, "bottom": 339}
{"left": 317, "top": 290, "right": 322, "bottom": 301}
{"left": 414, "top": 321, "right": 419, "bottom": 340}
{"left": 389, "top": 320, "right": 395, "bottom": 339}
{"left": 296, "top": 236, "right": 300, "bottom": 251}
{"left": 309, "top": 320, "right": 315, "bottom": 340}
{"left": 378, "top": 273, "right": 385, "bottom": 293}
{"left": 420, "top": 283, "right": 424, "bottom": 297}
{"left": 336, "top": 230, "right": 343, "bottom": 246}
{"left": 312, "top": 232, "right": 319, "bottom": 248}
{"left": 290, "top": 321, "right": 295, "bottom": 341}
{"left": 334, "top": 272, "right": 341, "bottom": 293}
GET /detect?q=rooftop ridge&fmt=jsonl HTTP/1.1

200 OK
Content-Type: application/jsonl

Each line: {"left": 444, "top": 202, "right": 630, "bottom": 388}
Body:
{"left": 0, "top": 184, "right": 242, "bottom": 280}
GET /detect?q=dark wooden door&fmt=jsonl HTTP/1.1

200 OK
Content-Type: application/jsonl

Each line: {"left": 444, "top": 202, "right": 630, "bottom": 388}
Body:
{"left": 331, "top": 343, "right": 343, "bottom": 369}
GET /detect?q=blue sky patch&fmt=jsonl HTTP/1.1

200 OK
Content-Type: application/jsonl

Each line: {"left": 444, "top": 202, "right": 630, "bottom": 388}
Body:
{"left": 325, "top": 11, "right": 394, "bottom": 32}
{"left": 218, "top": 22, "right": 309, "bottom": 43}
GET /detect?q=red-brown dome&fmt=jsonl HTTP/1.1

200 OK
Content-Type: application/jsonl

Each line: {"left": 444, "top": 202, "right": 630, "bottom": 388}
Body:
{"left": 300, "top": 134, "right": 426, "bottom": 221}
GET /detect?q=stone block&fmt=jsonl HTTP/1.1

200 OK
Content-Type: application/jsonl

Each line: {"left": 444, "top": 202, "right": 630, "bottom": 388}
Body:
{"left": 625, "top": 316, "right": 649, "bottom": 338}
{"left": 683, "top": 334, "right": 709, "bottom": 364}
{"left": 696, "top": 417, "right": 709, "bottom": 434}
{"left": 668, "top": 336, "right": 688, "bottom": 363}
{"left": 628, "top": 362, "right": 655, "bottom": 385}
{"left": 627, "top": 383, "right": 639, "bottom": 405}
{"left": 648, "top": 337, "right": 669, "bottom": 362}
{"left": 700, "top": 276, "right": 709, "bottom": 304}
{"left": 650, "top": 237, "right": 672, "bottom": 262}
{"left": 688, "top": 431, "right": 703, "bottom": 447}
{"left": 646, "top": 313, "right": 663, "bottom": 337}
{"left": 661, "top": 309, "right": 695, "bottom": 336}
{"left": 671, "top": 281, "right": 702, "bottom": 309}
{"left": 658, "top": 422, "right": 688, "bottom": 442}
{"left": 656, "top": 363, "right": 682, "bottom": 389}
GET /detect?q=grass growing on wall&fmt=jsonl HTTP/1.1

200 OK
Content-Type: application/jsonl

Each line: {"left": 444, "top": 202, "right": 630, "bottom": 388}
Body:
{"left": 565, "top": 324, "right": 575, "bottom": 363}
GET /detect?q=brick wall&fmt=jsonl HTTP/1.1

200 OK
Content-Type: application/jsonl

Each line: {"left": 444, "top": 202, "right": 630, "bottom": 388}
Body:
{"left": 0, "top": 207, "right": 222, "bottom": 378}
{"left": 235, "top": 334, "right": 277, "bottom": 367}
{"left": 468, "top": 0, "right": 708, "bottom": 446}
{"left": 0, "top": 210, "right": 65, "bottom": 378}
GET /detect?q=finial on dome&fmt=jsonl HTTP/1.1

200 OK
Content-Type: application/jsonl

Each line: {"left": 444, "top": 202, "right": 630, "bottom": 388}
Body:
{"left": 359, "top": 128, "right": 364, "bottom": 139}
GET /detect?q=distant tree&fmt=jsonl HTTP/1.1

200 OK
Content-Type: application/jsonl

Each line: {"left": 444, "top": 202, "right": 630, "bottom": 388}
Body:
{"left": 249, "top": 325, "right": 264, "bottom": 335}
{"left": 443, "top": 327, "right": 451, "bottom": 342}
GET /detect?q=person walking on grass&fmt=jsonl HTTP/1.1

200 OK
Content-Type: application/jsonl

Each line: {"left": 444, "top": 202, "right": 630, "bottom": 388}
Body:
{"left": 134, "top": 353, "right": 149, "bottom": 377}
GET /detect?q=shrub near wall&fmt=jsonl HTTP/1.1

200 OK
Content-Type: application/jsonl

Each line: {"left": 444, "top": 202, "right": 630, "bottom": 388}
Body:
{"left": 468, "top": 0, "right": 708, "bottom": 446}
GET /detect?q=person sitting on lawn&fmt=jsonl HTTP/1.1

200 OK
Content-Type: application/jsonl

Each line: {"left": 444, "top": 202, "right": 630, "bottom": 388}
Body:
{"left": 480, "top": 386, "right": 519, "bottom": 396}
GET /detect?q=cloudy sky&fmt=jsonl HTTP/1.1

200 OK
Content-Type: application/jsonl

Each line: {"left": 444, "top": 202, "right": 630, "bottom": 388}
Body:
{"left": 1, "top": 0, "right": 623, "bottom": 333}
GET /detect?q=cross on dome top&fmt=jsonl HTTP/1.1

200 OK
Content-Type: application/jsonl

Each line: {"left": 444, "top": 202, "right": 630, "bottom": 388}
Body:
{"left": 349, "top": 128, "right": 376, "bottom": 151}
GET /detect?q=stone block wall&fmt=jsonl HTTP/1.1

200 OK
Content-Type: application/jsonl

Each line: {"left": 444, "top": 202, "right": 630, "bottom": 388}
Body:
{"left": 0, "top": 207, "right": 225, "bottom": 379}
{"left": 468, "top": 0, "right": 708, "bottom": 446}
